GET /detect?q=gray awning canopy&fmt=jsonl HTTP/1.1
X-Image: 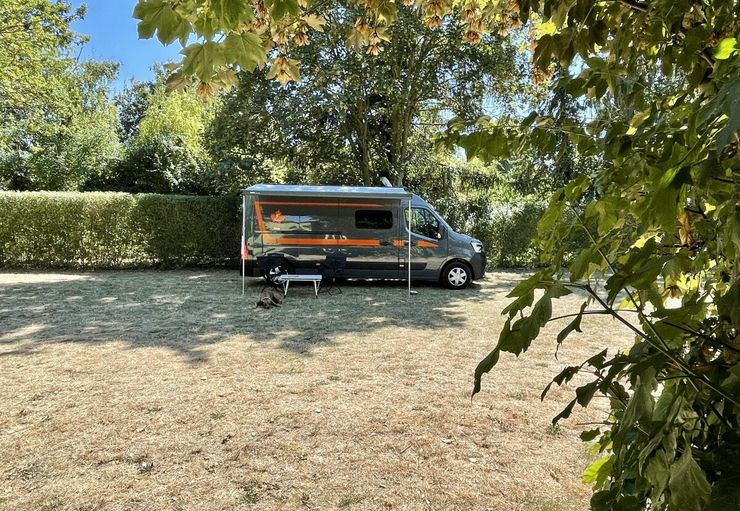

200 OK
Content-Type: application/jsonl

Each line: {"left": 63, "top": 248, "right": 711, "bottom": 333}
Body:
{"left": 243, "top": 184, "right": 412, "bottom": 200}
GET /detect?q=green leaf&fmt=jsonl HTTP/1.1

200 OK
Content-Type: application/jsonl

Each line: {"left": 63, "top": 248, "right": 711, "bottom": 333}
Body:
{"left": 584, "top": 349, "right": 608, "bottom": 369}
{"left": 531, "top": 293, "right": 553, "bottom": 327}
{"left": 499, "top": 316, "right": 538, "bottom": 355}
{"left": 541, "top": 365, "right": 580, "bottom": 400}
{"left": 714, "top": 37, "right": 737, "bottom": 60}
{"left": 583, "top": 455, "right": 613, "bottom": 488}
{"left": 553, "top": 397, "right": 577, "bottom": 423}
{"left": 181, "top": 41, "right": 226, "bottom": 81}
{"left": 224, "top": 32, "right": 267, "bottom": 72}
{"left": 716, "top": 280, "right": 740, "bottom": 329}
{"left": 472, "top": 347, "right": 500, "bottom": 396}
{"left": 263, "top": 0, "right": 300, "bottom": 20}
{"left": 645, "top": 449, "right": 671, "bottom": 501}
{"left": 563, "top": 176, "right": 590, "bottom": 201}
{"left": 556, "top": 314, "right": 582, "bottom": 344}
{"left": 575, "top": 381, "right": 599, "bottom": 407}
{"left": 134, "top": 0, "right": 191, "bottom": 45}
{"left": 580, "top": 428, "right": 600, "bottom": 441}
{"left": 210, "top": 0, "right": 253, "bottom": 30}
{"left": 716, "top": 76, "right": 740, "bottom": 148}
{"left": 668, "top": 447, "right": 711, "bottom": 511}
{"left": 536, "top": 200, "right": 566, "bottom": 238}
{"left": 626, "top": 107, "right": 651, "bottom": 135}
{"left": 569, "top": 245, "right": 602, "bottom": 282}
{"left": 555, "top": 302, "right": 585, "bottom": 351}
{"left": 619, "top": 372, "right": 655, "bottom": 432}
{"left": 521, "top": 111, "right": 538, "bottom": 127}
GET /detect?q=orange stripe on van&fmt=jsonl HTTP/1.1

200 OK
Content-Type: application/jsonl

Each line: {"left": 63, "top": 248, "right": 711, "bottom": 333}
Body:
{"left": 417, "top": 240, "right": 438, "bottom": 248}
{"left": 392, "top": 239, "right": 438, "bottom": 248}
{"left": 273, "top": 238, "right": 380, "bottom": 247}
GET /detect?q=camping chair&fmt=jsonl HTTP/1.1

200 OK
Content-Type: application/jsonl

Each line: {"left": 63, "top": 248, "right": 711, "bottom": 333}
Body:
{"left": 257, "top": 254, "right": 289, "bottom": 292}
{"left": 319, "top": 253, "right": 346, "bottom": 295}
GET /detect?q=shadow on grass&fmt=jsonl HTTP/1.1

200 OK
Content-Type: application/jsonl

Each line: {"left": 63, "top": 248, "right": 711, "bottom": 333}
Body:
{"left": 0, "top": 270, "right": 518, "bottom": 361}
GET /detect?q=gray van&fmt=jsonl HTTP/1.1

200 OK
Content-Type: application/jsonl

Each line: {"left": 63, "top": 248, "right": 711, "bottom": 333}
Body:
{"left": 241, "top": 184, "right": 485, "bottom": 289}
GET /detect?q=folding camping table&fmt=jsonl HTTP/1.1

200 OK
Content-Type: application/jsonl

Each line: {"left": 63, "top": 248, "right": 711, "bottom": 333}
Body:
{"left": 276, "top": 274, "right": 322, "bottom": 298}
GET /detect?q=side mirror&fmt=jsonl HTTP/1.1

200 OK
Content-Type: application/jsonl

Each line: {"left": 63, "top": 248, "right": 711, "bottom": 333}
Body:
{"left": 435, "top": 229, "right": 444, "bottom": 240}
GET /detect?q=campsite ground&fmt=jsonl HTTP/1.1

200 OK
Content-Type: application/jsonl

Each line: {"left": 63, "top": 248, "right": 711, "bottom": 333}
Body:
{"left": 0, "top": 270, "right": 629, "bottom": 510}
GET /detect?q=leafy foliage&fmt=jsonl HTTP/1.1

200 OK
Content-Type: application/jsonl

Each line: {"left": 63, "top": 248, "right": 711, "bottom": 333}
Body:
{"left": 461, "top": 2, "right": 739, "bottom": 510}
{"left": 89, "top": 73, "right": 219, "bottom": 195}
{"left": 433, "top": 194, "right": 546, "bottom": 267}
{"left": 0, "top": 0, "right": 87, "bottom": 140}
{"left": 0, "top": 191, "right": 239, "bottom": 267}
{"left": 207, "top": 0, "right": 520, "bottom": 187}
{"left": 0, "top": 2, "right": 122, "bottom": 191}
{"left": 1, "top": 60, "right": 123, "bottom": 191}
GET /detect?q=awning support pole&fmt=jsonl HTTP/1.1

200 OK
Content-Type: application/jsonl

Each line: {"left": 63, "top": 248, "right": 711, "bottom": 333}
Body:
{"left": 408, "top": 198, "right": 411, "bottom": 297}
{"left": 241, "top": 194, "right": 246, "bottom": 296}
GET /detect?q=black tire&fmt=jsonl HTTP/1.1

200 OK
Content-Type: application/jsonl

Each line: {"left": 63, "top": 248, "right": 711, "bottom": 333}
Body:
{"left": 441, "top": 261, "right": 472, "bottom": 289}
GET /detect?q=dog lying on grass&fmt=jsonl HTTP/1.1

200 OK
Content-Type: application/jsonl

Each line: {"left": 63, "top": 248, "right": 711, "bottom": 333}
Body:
{"left": 256, "top": 289, "right": 284, "bottom": 309}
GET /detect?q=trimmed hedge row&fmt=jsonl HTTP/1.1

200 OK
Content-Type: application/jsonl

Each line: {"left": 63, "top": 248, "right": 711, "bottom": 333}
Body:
{"left": 0, "top": 192, "right": 240, "bottom": 268}
{"left": 0, "top": 191, "right": 551, "bottom": 269}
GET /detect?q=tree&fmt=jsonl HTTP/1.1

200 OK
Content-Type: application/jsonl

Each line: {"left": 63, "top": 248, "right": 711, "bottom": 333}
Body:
{"left": 91, "top": 75, "right": 219, "bottom": 194}
{"left": 207, "top": 0, "right": 519, "bottom": 187}
{"left": 461, "top": 3, "right": 739, "bottom": 511}
{"left": 207, "top": 67, "right": 356, "bottom": 190}
{"left": 134, "top": 0, "right": 739, "bottom": 508}
{"left": 115, "top": 80, "right": 156, "bottom": 144}
{"left": 0, "top": 1, "right": 122, "bottom": 191}
{"left": 1, "top": 59, "right": 122, "bottom": 191}
{"left": 0, "top": 0, "right": 86, "bottom": 140}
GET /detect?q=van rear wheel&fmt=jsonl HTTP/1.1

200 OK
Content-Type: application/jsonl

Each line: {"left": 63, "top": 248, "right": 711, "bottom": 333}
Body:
{"left": 442, "top": 262, "right": 471, "bottom": 289}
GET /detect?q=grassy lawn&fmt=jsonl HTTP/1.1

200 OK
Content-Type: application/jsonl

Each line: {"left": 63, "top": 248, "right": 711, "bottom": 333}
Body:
{"left": 0, "top": 270, "right": 630, "bottom": 510}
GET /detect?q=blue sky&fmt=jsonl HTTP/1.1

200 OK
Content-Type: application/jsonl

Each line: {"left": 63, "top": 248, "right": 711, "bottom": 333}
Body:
{"left": 71, "top": 0, "right": 182, "bottom": 89}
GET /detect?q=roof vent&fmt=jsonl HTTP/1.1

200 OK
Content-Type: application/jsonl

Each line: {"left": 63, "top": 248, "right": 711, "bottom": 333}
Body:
{"left": 380, "top": 177, "right": 392, "bottom": 187}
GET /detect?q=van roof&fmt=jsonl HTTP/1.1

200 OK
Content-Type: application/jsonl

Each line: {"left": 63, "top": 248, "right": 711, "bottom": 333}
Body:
{"left": 243, "top": 184, "right": 412, "bottom": 200}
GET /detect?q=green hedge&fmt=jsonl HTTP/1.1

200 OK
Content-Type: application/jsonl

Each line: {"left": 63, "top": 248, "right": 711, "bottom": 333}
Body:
{"left": 0, "top": 192, "right": 240, "bottom": 268}
{"left": 434, "top": 195, "right": 547, "bottom": 268}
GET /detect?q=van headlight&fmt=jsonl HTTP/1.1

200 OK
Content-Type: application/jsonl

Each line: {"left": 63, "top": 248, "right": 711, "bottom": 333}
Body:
{"left": 471, "top": 241, "right": 484, "bottom": 253}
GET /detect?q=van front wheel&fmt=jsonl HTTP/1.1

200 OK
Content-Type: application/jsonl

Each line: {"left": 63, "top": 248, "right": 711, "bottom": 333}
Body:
{"left": 442, "top": 262, "right": 471, "bottom": 289}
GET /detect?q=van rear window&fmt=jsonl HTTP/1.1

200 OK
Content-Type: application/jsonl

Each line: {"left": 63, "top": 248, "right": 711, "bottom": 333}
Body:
{"left": 355, "top": 210, "right": 393, "bottom": 229}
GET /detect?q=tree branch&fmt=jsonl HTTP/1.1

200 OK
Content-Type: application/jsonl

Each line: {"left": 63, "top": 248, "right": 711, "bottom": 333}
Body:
{"left": 568, "top": 206, "right": 740, "bottom": 407}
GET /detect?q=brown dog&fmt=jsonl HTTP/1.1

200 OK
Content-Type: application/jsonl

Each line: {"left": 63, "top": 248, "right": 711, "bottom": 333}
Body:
{"left": 256, "top": 288, "right": 284, "bottom": 309}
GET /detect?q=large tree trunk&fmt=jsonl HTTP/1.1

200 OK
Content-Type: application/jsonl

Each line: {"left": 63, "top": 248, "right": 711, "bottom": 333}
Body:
{"left": 343, "top": 96, "right": 373, "bottom": 186}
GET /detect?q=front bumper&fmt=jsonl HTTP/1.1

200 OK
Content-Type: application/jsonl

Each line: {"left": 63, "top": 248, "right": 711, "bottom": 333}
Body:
{"left": 470, "top": 252, "right": 486, "bottom": 279}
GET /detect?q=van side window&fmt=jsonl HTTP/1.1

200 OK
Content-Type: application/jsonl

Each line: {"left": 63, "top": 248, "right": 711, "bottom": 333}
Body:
{"left": 405, "top": 208, "right": 440, "bottom": 239}
{"left": 355, "top": 210, "right": 393, "bottom": 229}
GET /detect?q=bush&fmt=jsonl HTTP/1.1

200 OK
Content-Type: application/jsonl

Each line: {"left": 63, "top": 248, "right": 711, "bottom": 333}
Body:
{"left": 433, "top": 195, "right": 547, "bottom": 268}
{"left": 0, "top": 192, "right": 240, "bottom": 268}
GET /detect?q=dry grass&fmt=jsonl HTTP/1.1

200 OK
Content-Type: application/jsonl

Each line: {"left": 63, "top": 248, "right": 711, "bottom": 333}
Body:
{"left": 0, "top": 270, "right": 631, "bottom": 510}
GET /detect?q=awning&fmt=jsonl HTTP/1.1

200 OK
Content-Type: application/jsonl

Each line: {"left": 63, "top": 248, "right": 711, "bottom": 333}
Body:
{"left": 243, "top": 184, "right": 412, "bottom": 200}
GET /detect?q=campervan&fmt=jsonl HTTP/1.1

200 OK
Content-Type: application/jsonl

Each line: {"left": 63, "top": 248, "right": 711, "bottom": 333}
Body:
{"left": 241, "top": 184, "right": 485, "bottom": 289}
